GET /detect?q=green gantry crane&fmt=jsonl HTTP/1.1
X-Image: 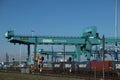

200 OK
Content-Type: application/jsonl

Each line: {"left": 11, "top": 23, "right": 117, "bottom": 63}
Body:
{"left": 5, "top": 27, "right": 120, "bottom": 64}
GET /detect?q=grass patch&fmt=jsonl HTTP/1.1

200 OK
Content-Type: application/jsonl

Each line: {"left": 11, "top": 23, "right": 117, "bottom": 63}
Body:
{"left": 0, "top": 72, "right": 83, "bottom": 80}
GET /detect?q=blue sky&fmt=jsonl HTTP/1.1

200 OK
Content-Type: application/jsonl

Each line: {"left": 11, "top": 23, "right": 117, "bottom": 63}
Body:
{"left": 0, "top": 0, "right": 120, "bottom": 62}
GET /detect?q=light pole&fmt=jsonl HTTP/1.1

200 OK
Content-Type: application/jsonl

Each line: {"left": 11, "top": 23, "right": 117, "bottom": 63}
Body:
{"left": 19, "top": 44, "right": 22, "bottom": 66}
{"left": 63, "top": 45, "right": 65, "bottom": 63}
{"left": 31, "top": 30, "right": 35, "bottom": 36}
{"left": 31, "top": 30, "right": 35, "bottom": 63}
{"left": 115, "top": 0, "right": 119, "bottom": 61}
{"left": 63, "top": 45, "right": 66, "bottom": 72}
{"left": 102, "top": 35, "right": 105, "bottom": 80}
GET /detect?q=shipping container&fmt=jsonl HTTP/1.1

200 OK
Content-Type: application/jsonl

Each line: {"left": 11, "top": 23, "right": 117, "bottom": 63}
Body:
{"left": 53, "top": 62, "right": 63, "bottom": 72}
{"left": 111, "top": 61, "right": 120, "bottom": 70}
{"left": 53, "top": 62, "right": 78, "bottom": 73}
{"left": 111, "top": 61, "right": 120, "bottom": 77}
{"left": 63, "top": 62, "right": 72, "bottom": 72}
{"left": 91, "top": 61, "right": 111, "bottom": 72}
{"left": 71, "top": 62, "right": 78, "bottom": 72}
{"left": 77, "top": 61, "right": 90, "bottom": 72}
{"left": 64, "top": 62, "right": 78, "bottom": 73}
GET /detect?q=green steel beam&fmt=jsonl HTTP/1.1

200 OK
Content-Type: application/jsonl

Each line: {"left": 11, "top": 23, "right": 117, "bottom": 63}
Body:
{"left": 75, "top": 45, "right": 82, "bottom": 61}
{"left": 5, "top": 30, "right": 101, "bottom": 45}
{"left": 40, "top": 51, "right": 76, "bottom": 55}
{"left": 5, "top": 27, "right": 120, "bottom": 62}
{"left": 6, "top": 35, "right": 85, "bottom": 45}
{"left": 105, "top": 38, "right": 120, "bottom": 43}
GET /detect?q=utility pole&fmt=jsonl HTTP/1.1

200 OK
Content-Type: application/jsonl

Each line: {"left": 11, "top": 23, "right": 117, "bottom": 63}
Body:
{"left": 102, "top": 35, "right": 105, "bottom": 80}
{"left": 115, "top": 0, "right": 118, "bottom": 38}
{"left": 115, "top": 0, "right": 119, "bottom": 61}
